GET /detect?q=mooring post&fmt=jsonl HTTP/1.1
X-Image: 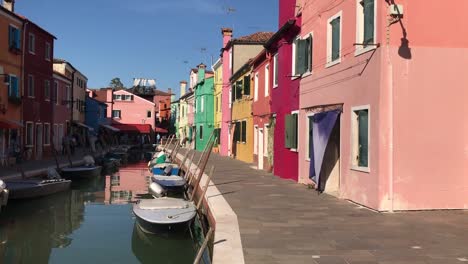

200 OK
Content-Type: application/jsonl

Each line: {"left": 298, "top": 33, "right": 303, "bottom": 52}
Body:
{"left": 196, "top": 165, "right": 214, "bottom": 210}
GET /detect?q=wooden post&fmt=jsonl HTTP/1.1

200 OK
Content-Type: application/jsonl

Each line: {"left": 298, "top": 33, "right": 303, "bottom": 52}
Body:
{"left": 196, "top": 165, "right": 214, "bottom": 210}
{"left": 191, "top": 138, "right": 215, "bottom": 202}
{"left": 193, "top": 227, "right": 214, "bottom": 264}
{"left": 184, "top": 150, "right": 197, "bottom": 183}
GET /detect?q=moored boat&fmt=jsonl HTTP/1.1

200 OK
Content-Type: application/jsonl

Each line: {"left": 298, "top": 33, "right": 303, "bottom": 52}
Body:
{"left": 61, "top": 165, "right": 102, "bottom": 179}
{"left": 133, "top": 198, "right": 196, "bottom": 234}
{"left": 150, "top": 163, "right": 180, "bottom": 175}
{"left": 151, "top": 175, "right": 186, "bottom": 193}
{"left": 0, "top": 179, "right": 8, "bottom": 211}
{"left": 5, "top": 179, "right": 71, "bottom": 199}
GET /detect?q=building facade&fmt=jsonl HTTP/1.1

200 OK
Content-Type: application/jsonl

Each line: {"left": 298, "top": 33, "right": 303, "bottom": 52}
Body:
{"left": 212, "top": 58, "right": 222, "bottom": 151}
{"left": 194, "top": 64, "right": 215, "bottom": 151}
{"left": 297, "top": 0, "right": 468, "bottom": 211}
{"left": 110, "top": 90, "right": 155, "bottom": 131}
{"left": 52, "top": 71, "right": 71, "bottom": 152}
{"left": 85, "top": 96, "right": 107, "bottom": 133}
{"left": 0, "top": 4, "right": 23, "bottom": 164}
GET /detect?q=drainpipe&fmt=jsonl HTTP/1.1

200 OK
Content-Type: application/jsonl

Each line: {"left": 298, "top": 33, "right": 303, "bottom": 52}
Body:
{"left": 386, "top": 15, "right": 394, "bottom": 213}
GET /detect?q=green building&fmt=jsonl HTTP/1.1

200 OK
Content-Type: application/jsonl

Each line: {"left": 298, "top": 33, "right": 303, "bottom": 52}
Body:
{"left": 194, "top": 63, "right": 215, "bottom": 151}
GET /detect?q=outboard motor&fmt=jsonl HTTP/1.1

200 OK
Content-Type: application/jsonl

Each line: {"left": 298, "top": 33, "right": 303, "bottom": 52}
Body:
{"left": 149, "top": 182, "right": 166, "bottom": 198}
{"left": 0, "top": 179, "right": 5, "bottom": 191}
{"left": 163, "top": 165, "right": 173, "bottom": 176}
{"left": 47, "top": 168, "right": 62, "bottom": 180}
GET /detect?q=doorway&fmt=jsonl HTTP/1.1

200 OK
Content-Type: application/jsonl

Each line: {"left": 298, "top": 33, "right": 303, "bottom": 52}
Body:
{"left": 258, "top": 128, "right": 264, "bottom": 170}
{"left": 36, "top": 124, "right": 43, "bottom": 160}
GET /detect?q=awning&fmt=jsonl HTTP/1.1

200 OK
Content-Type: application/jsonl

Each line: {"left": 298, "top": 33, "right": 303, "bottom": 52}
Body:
{"left": 100, "top": 124, "right": 120, "bottom": 132}
{"left": 154, "top": 127, "right": 168, "bottom": 133}
{"left": 111, "top": 124, "right": 152, "bottom": 134}
{"left": 0, "top": 119, "right": 23, "bottom": 129}
{"left": 309, "top": 110, "right": 340, "bottom": 192}
{"left": 73, "top": 121, "right": 94, "bottom": 131}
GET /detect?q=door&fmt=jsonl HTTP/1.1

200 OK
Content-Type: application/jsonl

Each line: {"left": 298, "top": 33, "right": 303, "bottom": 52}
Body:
{"left": 36, "top": 124, "right": 43, "bottom": 160}
{"left": 258, "top": 128, "right": 264, "bottom": 170}
{"left": 59, "top": 125, "right": 64, "bottom": 152}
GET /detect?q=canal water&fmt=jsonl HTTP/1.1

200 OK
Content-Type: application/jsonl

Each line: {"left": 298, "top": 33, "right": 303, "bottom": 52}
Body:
{"left": 0, "top": 162, "right": 205, "bottom": 264}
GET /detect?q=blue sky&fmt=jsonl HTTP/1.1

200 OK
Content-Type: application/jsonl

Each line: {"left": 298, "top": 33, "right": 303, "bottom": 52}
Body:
{"left": 14, "top": 0, "right": 278, "bottom": 97}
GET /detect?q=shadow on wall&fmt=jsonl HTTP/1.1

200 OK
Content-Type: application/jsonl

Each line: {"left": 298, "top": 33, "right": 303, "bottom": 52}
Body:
{"left": 319, "top": 117, "right": 340, "bottom": 193}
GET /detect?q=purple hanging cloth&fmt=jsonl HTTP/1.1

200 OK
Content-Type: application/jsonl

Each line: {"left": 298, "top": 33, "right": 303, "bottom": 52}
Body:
{"left": 309, "top": 110, "right": 340, "bottom": 192}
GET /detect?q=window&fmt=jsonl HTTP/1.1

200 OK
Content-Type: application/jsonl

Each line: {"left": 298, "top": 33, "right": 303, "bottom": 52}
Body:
{"left": 54, "top": 81, "right": 59, "bottom": 105}
{"left": 234, "top": 121, "right": 247, "bottom": 143}
{"left": 254, "top": 73, "right": 259, "bottom": 101}
{"left": 124, "top": 95, "right": 133, "bottom": 101}
{"left": 66, "top": 85, "right": 71, "bottom": 108}
{"left": 201, "top": 97, "right": 204, "bottom": 112}
{"left": 199, "top": 125, "right": 203, "bottom": 140}
{"left": 352, "top": 106, "right": 370, "bottom": 171}
{"left": 45, "top": 42, "right": 51, "bottom": 61}
{"left": 28, "top": 33, "right": 35, "bottom": 54}
{"left": 306, "top": 114, "right": 314, "bottom": 160}
{"left": 147, "top": 111, "right": 152, "bottom": 118}
{"left": 254, "top": 126, "right": 258, "bottom": 154}
{"left": 45, "top": 80, "right": 51, "bottom": 101}
{"left": 8, "top": 25, "right": 21, "bottom": 51}
{"left": 44, "top": 123, "right": 50, "bottom": 145}
{"left": 232, "top": 77, "right": 250, "bottom": 101}
{"left": 265, "top": 64, "right": 270, "bottom": 96}
{"left": 26, "top": 122, "right": 34, "bottom": 146}
{"left": 273, "top": 54, "right": 278, "bottom": 87}
{"left": 112, "top": 110, "right": 121, "bottom": 118}
{"left": 293, "top": 35, "right": 313, "bottom": 76}
{"left": 327, "top": 12, "right": 342, "bottom": 66}
{"left": 28, "top": 75, "right": 35, "bottom": 97}
{"left": 243, "top": 75, "right": 250, "bottom": 97}
{"left": 356, "top": 0, "right": 376, "bottom": 54}
{"left": 8, "top": 75, "right": 20, "bottom": 99}
{"left": 241, "top": 120, "right": 246, "bottom": 143}
{"left": 113, "top": 94, "right": 122, "bottom": 100}
{"left": 285, "top": 112, "right": 298, "bottom": 149}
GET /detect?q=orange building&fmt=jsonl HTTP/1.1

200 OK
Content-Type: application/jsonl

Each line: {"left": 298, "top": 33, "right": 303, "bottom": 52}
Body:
{"left": 0, "top": 4, "right": 23, "bottom": 164}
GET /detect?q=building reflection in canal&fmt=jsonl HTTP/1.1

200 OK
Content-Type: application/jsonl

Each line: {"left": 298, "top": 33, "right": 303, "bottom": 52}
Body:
{"left": 105, "top": 163, "right": 151, "bottom": 204}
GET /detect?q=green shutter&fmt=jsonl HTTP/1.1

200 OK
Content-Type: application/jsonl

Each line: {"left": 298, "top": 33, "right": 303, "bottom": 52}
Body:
{"left": 243, "top": 75, "right": 250, "bottom": 97}
{"left": 296, "top": 39, "right": 307, "bottom": 75}
{"left": 241, "top": 121, "right": 246, "bottom": 142}
{"left": 358, "top": 110, "right": 369, "bottom": 167}
{"left": 285, "top": 114, "right": 293, "bottom": 148}
{"left": 274, "top": 55, "right": 279, "bottom": 85}
{"left": 8, "top": 26, "right": 14, "bottom": 48}
{"left": 231, "top": 85, "right": 235, "bottom": 102}
{"left": 331, "top": 17, "right": 341, "bottom": 61}
{"left": 291, "top": 114, "right": 298, "bottom": 149}
{"left": 363, "top": 0, "right": 374, "bottom": 45}
{"left": 308, "top": 36, "right": 313, "bottom": 72}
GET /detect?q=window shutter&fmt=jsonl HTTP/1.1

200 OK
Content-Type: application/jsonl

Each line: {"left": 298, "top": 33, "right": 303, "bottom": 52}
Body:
{"left": 363, "top": 0, "right": 375, "bottom": 45}
{"left": 8, "top": 26, "right": 14, "bottom": 48}
{"left": 308, "top": 36, "right": 313, "bottom": 72}
{"left": 285, "top": 114, "right": 293, "bottom": 148}
{"left": 130, "top": 95, "right": 134, "bottom": 100}
{"left": 296, "top": 39, "right": 307, "bottom": 75}
{"left": 274, "top": 55, "right": 279, "bottom": 85}
{"left": 331, "top": 17, "right": 341, "bottom": 61}
{"left": 236, "top": 81, "right": 242, "bottom": 100}
{"left": 291, "top": 114, "right": 298, "bottom": 148}
{"left": 234, "top": 122, "right": 240, "bottom": 142}
{"left": 231, "top": 85, "right": 235, "bottom": 102}
{"left": 241, "top": 121, "right": 246, "bottom": 142}
{"left": 358, "top": 110, "right": 369, "bottom": 167}
{"left": 16, "top": 29, "right": 21, "bottom": 49}
{"left": 243, "top": 76, "right": 250, "bottom": 97}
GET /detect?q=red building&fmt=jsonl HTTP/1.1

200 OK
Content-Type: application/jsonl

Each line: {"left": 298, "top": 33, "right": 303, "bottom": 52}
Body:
{"left": 266, "top": 1, "right": 301, "bottom": 181}
{"left": 251, "top": 50, "right": 273, "bottom": 172}
{"left": 22, "top": 19, "right": 56, "bottom": 160}
{"left": 52, "top": 71, "right": 71, "bottom": 152}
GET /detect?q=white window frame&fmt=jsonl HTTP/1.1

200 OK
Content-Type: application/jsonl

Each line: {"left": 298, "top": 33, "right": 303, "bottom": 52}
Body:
{"left": 265, "top": 64, "right": 270, "bottom": 96}
{"left": 26, "top": 121, "right": 34, "bottom": 147}
{"left": 28, "top": 74, "right": 35, "bottom": 98}
{"left": 254, "top": 125, "right": 258, "bottom": 155}
{"left": 355, "top": 0, "right": 378, "bottom": 56}
{"left": 305, "top": 112, "right": 315, "bottom": 161}
{"left": 44, "top": 80, "right": 51, "bottom": 101}
{"left": 291, "top": 36, "right": 300, "bottom": 78}
{"left": 254, "top": 72, "right": 259, "bottom": 102}
{"left": 273, "top": 54, "right": 278, "bottom": 88}
{"left": 303, "top": 32, "right": 314, "bottom": 78}
{"left": 350, "top": 105, "right": 371, "bottom": 173}
{"left": 112, "top": 110, "right": 121, "bottom": 119}
{"left": 43, "top": 123, "right": 51, "bottom": 146}
{"left": 201, "top": 96, "right": 204, "bottom": 112}
{"left": 290, "top": 110, "right": 299, "bottom": 152}
{"left": 326, "top": 11, "right": 343, "bottom": 68}
{"left": 28, "top": 33, "right": 35, "bottom": 54}
{"left": 45, "top": 42, "right": 51, "bottom": 61}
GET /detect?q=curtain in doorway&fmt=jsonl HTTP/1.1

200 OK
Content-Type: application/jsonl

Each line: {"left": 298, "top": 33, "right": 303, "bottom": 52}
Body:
{"left": 309, "top": 110, "right": 340, "bottom": 192}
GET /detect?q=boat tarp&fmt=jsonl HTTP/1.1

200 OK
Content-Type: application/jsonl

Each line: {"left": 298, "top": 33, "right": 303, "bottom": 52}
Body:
{"left": 309, "top": 110, "right": 340, "bottom": 192}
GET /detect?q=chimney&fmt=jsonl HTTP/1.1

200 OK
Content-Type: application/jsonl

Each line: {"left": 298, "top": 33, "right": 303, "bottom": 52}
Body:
{"left": 197, "top": 64, "right": 206, "bottom": 82}
{"left": 221, "top": 28, "right": 233, "bottom": 48}
{"left": 180, "top": 81, "right": 187, "bottom": 96}
{"left": 3, "top": 0, "right": 14, "bottom": 12}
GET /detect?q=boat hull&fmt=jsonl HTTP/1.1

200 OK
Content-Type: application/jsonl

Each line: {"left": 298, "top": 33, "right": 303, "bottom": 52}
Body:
{"left": 134, "top": 214, "right": 193, "bottom": 235}
{"left": 151, "top": 176, "right": 186, "bottom": 193}
{"left": 151, "top": 167, "right": 180, "bottom": 176}
{"left": 6, "top": 180, "right": 71, "bottom": 199}
{"left": 61, "top": 166, "right": 102, "bottom": 179}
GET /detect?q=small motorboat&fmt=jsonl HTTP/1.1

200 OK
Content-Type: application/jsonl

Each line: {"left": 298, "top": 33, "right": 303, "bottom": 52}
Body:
{"left": 151, "top": 175, "right": 186, "bottom": 193}
{"left": 5, "top": 178, "right": 71, "bottom": 199}
{"left": 150, "top": 163, "right": 180, "bottom": 175}
{"left": 133, "top": 198, "right": 196, "bottom": 234}
{"left": 147, "top": 152, "right": 168, "bottom": 168}
{"left": 0, "top": 179, "right": 8, "bottom": 211}
{"left": 61, "top": 165, "right": 102, "bottom": 179}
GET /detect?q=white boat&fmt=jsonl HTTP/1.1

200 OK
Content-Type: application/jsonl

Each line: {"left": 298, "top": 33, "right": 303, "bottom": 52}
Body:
{"left": 151, "top": 175, "right": 186, "bottom": 193}
{"left": 5, "top": 178, "right": 71, "bottom": 199}
{"left": 0, "top": 179, "right": 8, "bottom": 211}
{"left": 133, "top": 197, "right": 196, "bottom": 234}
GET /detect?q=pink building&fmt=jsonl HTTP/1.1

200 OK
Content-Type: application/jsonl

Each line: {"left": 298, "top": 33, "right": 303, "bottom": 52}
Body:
{"left": 297, "top": 0, "right": 468, "bottom": 211}
{"left": 111, "top": 90, "right": 155, "bottom": 129}
{"left": 220, "top": 28, "right": 233, "bottom": 156}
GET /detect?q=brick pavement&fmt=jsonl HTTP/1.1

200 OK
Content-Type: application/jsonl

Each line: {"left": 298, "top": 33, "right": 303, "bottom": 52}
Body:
{"left": 187, "top": 150, "right": 468, "bottom": 264}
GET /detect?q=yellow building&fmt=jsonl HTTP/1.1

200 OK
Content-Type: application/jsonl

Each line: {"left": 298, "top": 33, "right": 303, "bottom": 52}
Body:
{"left": 212, "top": 58, "right": 222, "bottom": 147}
{"left": 230, "top": 61, "right": 253, "bottom": 163}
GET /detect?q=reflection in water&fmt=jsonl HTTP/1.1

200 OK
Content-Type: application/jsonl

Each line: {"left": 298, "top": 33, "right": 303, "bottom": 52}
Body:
{"left": 0, "top": 162, "right": 201, "bottom": 264}
{"left": 0, "top": 190, "right": 85, "bottom": 263}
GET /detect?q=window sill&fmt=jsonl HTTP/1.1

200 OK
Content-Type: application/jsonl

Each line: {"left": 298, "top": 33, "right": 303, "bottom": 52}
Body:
{"left": 306, "top": 158, "right": 310, "bottom": 162}
{"left": 290, "top": 148, "right": 298, "bottom": 153}
{"left": 290, "top": 75, "right": 300, "bottom": 81}
{"left": 29, "top": 51, "right": 35, "bottom": 55}
{"left": 302, "top": 71, "right": 313, "bottom": 78}
{"left": 273, "top": 84, "right": 278, "bottom": 89}
{"left": 354, "top": 46, "right": 376, "bottom": 57}
{"left": 325, "top": 59, "right": 341, "bottom": 68}
{"left": 351, "top": 166, "right": 370, "bottom": 173}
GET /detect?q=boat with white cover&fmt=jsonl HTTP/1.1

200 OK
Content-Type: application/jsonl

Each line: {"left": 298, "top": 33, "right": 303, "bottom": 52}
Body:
{"left": 61, "top": 165, "right": 102, "bottom": 179}
{"left": 151, "top": 175, "right": 186, "bottom": 193}
{"left": 150, "top": 163, "right": 180, "bottom": 175}
{"left": 133, "top": 197, "right": 196, "bottom": 234}
{"left": 5, "top": 178, "right": 71, "bottom": 199}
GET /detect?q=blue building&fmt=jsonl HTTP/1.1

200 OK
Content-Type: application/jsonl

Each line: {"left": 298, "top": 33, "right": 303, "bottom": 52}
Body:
{"left": 85, "top": 96, "right": 108, "bottom": 132}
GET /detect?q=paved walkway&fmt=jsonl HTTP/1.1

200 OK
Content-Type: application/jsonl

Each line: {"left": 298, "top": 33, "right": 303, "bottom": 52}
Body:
{"left": 189, "top": 151, "right": 468, "bottom": 264}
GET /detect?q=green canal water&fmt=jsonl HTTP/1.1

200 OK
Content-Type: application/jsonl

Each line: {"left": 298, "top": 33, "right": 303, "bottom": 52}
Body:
{"left": 0, "top": 162, "right": 206, "bottom": 264}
